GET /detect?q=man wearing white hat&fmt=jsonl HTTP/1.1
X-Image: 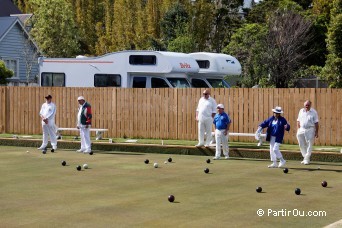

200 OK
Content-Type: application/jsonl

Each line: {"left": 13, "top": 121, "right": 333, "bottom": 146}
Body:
{"left": 38, "top": 95, "right": 57, "bottom": 151}
{"left": 76, "top": 96, "right": 92, "bottom": 153}
{"left": 296, "top": 100, "right": 319, "bottom": 165}
{"left": 195, "top": 89, "right": 217, "bottom": 147}
{"left": 256, "top": 106, "right": 290, "bottom": 168}
{"left": 213, "top": 104, "right": 231, "bottom": 159}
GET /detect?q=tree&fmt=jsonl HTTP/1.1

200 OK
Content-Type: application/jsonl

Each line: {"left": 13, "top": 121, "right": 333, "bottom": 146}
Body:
{"left": 264, "top": 10, "right": 315, "bottom": 87}
{"left": 167, "top": 35, "right": 194, "bottom": 53}
{"left": 160, "top": 3, "right": 189, "bottom": 46}
{"left": 322, "top": 0, "right": 342, "bottom": 88}
{"left": 0, "top": 60, "right": 13, "bottom": 85}
{"left": 210, "top": 0, "right": 243, "bottom": 52}
{"left": 223, "top": 23, "right": 268, "bottom": 87}
{"left": 29, "top": 0, "right": 80, "bottom": 57}
{"left": 21, "top": 33, "right": 39, "bottom": 84}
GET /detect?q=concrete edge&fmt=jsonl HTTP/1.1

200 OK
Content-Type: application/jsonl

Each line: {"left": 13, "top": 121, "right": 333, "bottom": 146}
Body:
{"left": 1, "top": 138, "right": 341, "bottom": 162}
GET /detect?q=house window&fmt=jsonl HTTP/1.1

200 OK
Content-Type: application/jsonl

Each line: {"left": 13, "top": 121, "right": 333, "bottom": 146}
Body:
{"left": 94, "top": 74, "right": 121, "bottom": 87}
{"left": 2, "top": 58, "right": 19, "bottom": 78}
{"left": 41, "top": 72, "right": 65, "bottom": 86}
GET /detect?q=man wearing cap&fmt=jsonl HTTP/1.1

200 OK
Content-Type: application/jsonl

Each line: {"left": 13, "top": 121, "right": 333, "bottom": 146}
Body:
{"left": 195, "top": 89, "right": 217, "bottom": 147}
{"left": 256, "top": 106, "right": 290, "bottom": 168}
{"left": 213, "top": 104, "right": 231, "bottom": 160}
{"left": 76, "top": 96, "right": 92, "bottom": 153}
{"left": 296, "top": 100, "right": 319, "bottom": 165}
{"left": 38, "top": 95, "right": 57, "bottom": 151}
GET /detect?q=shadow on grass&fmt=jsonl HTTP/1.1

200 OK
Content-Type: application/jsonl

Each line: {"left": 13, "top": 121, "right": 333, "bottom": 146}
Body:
{"left": 92, "top": 151, "right": 145, "bottom": 156}
{"left": 309, "top": 162, "right": 342, "bottom": 167}
{"left": 290, "top": 167, "right": 342, "bottom": 173}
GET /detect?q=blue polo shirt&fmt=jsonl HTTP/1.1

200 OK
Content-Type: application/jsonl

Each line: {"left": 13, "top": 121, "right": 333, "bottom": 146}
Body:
{"left": 213, "top": 112, "right": 231, "bottom": 130}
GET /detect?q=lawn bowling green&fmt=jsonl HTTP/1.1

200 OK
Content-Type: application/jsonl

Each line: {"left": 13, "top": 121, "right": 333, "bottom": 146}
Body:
{"left": 0, "top": 146, "right": 342, "bottom": 227}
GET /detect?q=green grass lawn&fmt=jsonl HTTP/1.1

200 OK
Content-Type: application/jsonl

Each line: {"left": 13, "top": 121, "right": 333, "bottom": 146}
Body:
{"left": 0, "top": 146, "right": 341, "bottom": 227}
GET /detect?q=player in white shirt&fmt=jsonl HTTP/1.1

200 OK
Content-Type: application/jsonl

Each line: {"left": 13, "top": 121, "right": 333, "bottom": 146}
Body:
{"left": 196, "top": 89, "right": 217, "bottom": 147}
{"left": 296, "top": 100, "right": 319, "bottom": 165}
{"left": 38, "top": 95, "right": 57, "bottom": 151}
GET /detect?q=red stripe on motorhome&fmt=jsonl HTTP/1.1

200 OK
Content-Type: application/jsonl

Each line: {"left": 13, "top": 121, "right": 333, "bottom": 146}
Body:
{"left": 43, "top": 60, "right": 113, "bottom": 64}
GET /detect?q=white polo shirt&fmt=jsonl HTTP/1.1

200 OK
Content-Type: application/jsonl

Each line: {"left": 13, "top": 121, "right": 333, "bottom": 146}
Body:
{"left": 39, "top": 102, "right": 56, "bottom": 121}
{"left": 297, "top": 108, "right": 319, "bottom": 129}
{"left": 196, "top": 96, "right": 217, "bottom": 121}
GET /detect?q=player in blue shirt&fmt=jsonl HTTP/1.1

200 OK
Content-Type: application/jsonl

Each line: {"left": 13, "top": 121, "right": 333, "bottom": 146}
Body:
{"left": 213, "top": 104, "right": 231, "bottom": 159}
{"left": 256, "top": 106, "right": 290, "bottom": 168}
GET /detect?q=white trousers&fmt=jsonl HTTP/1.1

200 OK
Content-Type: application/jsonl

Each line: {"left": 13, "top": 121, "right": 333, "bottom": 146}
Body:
{"left": 79, "top": 126, "right": 91, "bottom": 152}
{"left": 198, "top": 117, "right": 213, "bottom": 146}
{"left": 215, "top": 129, "right": 229, "bottom": 158}
{"left": 269, "top": 136, "right": 284, "bottom": 163}
{"left": 41, "top": 121, "right": 57, "bottom": 149}
{"left": 296, "top": 128, "right": 315, "bottom": 162}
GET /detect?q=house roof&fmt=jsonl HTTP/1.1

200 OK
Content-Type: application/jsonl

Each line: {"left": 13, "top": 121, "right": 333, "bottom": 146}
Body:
{"left": 0, "top": 16, "right": 17, "bottom": 39}
{"left": 0, "top": 17, "right": 18, "bottom": 38}
{"left": 0, "top": 0, "right": 22, "bottom": 16}
{"left": 0, "top": 16, "right": 40, "bottom": 52}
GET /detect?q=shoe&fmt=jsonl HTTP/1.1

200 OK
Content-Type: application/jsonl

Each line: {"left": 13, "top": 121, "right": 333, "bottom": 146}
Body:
{"left": 51, "top": 149, "right": 55, "bottom": 153}
{"left": 268, "top": 163, "right": 277, "bottom": 168}
{"left": 83, "top": 150, "right": 91, "bottom": 154}
{"left": 204, "top": 144, "right": 210, "bottom": 148}
{"left": 195, "top": 144, "right": 204, "bottom": 147}
{"left": 224, "top": 156, "right": 229, "bottom": 160}
{"left": 278, "top": 160, "right": 286, "bottom": 168}
{"left": 213, "top": 156, "right": 220, "bottom": 160}
{"left": 303, "top": 161, "right": 310, "bottom": 165}
{"left": 301, "top": 161, "right": 305, "bottom": 164}
{"left": 37, "top": 146, "right": 46, "bottom": 150}
{"left": 76, "top": 149, "right": 84, "bottom": 153}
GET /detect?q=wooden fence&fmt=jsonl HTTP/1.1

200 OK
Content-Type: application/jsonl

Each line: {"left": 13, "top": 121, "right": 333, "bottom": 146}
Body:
{"left": 0, "top": 87, "right": 341, "bottom": 146}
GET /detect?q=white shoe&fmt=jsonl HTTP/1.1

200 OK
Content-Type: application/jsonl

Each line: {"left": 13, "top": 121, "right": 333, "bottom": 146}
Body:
{"left": 83, "top": 150, "right": 91, "bottom": 154}
{"left": 204, "top": 144, "right": 210, "bottom": 148}
{"left": 278, "top": 160, "right": 286, "bottom": 168}
{"left": 37, "top": 146, "right": 46, "bottom": 150}
{"left": 268, "top": 163, "right": 277, "bottom": 168}
{"left": 195, "top": 144, "right": 204, "bottom": 147}
{"left": 225, "top": 156, "right": 229, "bottom": 160}
{"left": 76, "top": 149, "right": 84, "bottom": 153}
{"left": 303, "top": 161, "right": 310, "bottom": 165}
{"left": 213, "top": 156, "right": 220, "bottom": 160}
{"left": 301, "top": 161, "right": 305, "bottom": 164}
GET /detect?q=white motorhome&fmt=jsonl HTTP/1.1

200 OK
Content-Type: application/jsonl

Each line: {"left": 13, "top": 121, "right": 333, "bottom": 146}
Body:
{"left": 38, "top": 50, "right": 199, "bottom": 88}
{"left": 188, "top": 52, "right": 242, "bottom": 88}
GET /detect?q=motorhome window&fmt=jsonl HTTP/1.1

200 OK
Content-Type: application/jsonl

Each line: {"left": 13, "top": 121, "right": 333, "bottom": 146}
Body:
{"left": 207, "top": 79, "right": 231, "bottom": 88}
{"left": 129, "top": 55, "right": 156, "bottom": 65}
{"left": 94, "top": 74, "right": 121, "bottom": 87}
{"left": 167, "top": 78, "right": 191, "bottom": 88}
{"left": 151, "top": 78, "right": 169, "bottom": 88}
{"left": 196, "top": 60, "right": 210, "bottom": 69}
{"left": 191, "top": 78, "right": 208, "bottom": 88}
{"left": 41, "top": 73, "right": 65, "bottom": 87}
{"left": 132, "top": 77, "right": 146, "bottom": 88}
